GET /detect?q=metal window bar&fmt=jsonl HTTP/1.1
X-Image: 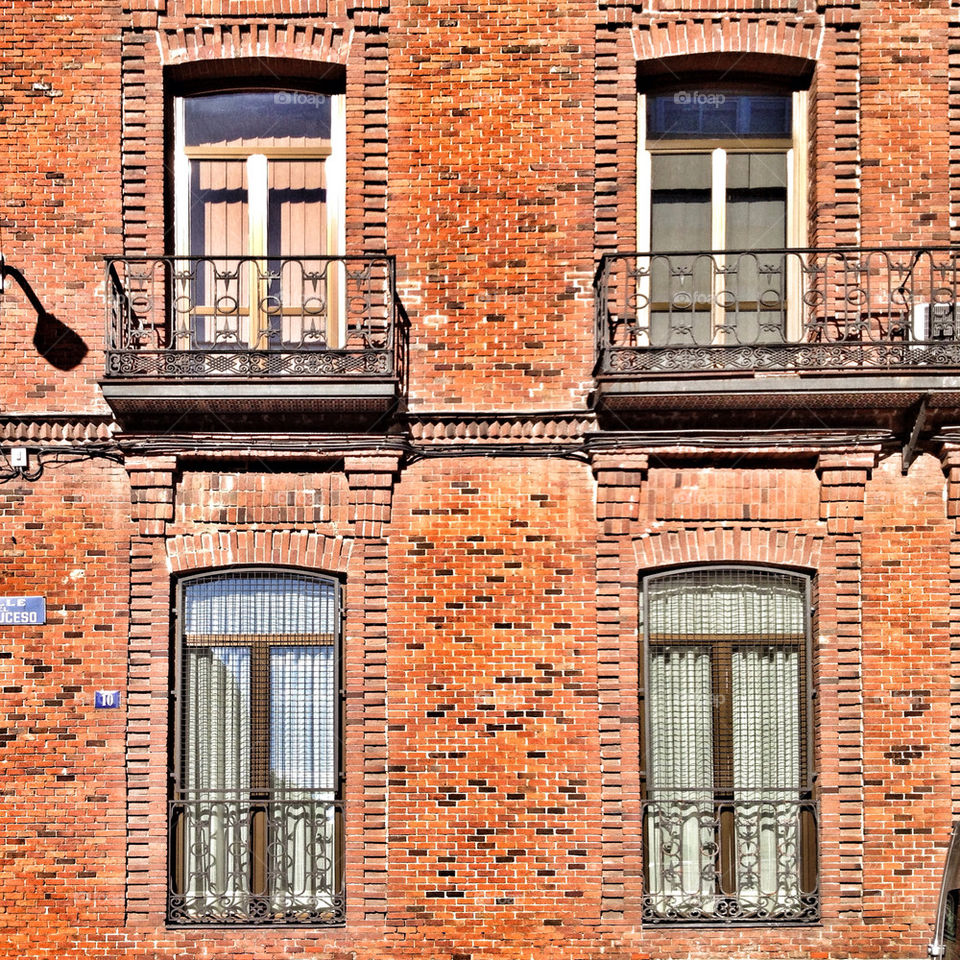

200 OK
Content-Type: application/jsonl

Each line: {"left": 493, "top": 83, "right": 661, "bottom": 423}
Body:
{"left": 641, "top": 567, "right": 818, "bottom": 924}
{"left": 169, "top": 569, "right": 344, "bottom": 925}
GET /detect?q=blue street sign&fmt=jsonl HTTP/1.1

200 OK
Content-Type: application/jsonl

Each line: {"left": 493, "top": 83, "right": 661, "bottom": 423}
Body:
{"left": 0, "top": 596, "right": 45, "bottom": 625}
{"left": 95, "top": 691, "right": 121, "bottom": 709}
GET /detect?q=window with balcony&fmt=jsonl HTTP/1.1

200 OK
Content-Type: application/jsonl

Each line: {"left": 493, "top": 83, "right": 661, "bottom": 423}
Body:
{"left": 172, "top": 89, "right": 346, "bottom": 351}
{"left": 168, "top": 569, "right": 344, "bottom": 925}
{"left": 639, "top": 88, "right": 806, "bottom": 347}
{"left": 596, "top": 77, "right": 960, "bottom": 387}
{"left": 641, "top": 566, "right": 818, "bottom": 923}
{"left": 103, "top": 80, "right": 401, "bottom": 426}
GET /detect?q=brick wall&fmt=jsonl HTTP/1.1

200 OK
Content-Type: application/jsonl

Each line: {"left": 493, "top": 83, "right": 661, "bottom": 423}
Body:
{"left": 0, "top": 2, "right": 121, "bottom": 413}
{"left": 2, "top": 0, "right": 960, "bottom": 957}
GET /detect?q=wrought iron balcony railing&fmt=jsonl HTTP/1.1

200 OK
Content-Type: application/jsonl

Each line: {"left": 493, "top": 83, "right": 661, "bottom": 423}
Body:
{"left": 596, "top": 247, "right": 960, "bottom": 375}
{"left": 106, "top": 255, "right": 400, "bottom": 380}
{"left": 168, "top": 794, "right": 344, "bottom": 925}
{"left": 642, "top": 793, "right": 819, "bottom": 924}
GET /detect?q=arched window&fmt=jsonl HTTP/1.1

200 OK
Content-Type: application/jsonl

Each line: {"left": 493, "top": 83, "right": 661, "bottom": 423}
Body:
{"left": 640, "top": 566, "right": 818, "bottom": 923}
{"left": 168, "top": 568, "right": 343, "bottom": 925}
{"left": 638, "top": 85, "right": 808, "bottom": 347}
{"left": 172, "top": 88, "right": 346, "bottom": 351}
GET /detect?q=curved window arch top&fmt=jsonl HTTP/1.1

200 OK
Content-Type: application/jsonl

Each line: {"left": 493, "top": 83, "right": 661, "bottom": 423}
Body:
{"left": 644, "top": 564, "right": 808, "bottom": 637}
{"left": 182, "top": 566, "right": 339, "bottom": 638}
{"left": 640, "top": 566, "right": 818, "bottom": 925}
{"left": 170, "top": 568, "right": 344, "bottom": 926}
{"left": 173, "top": 88, "right": 347, "bottom": 352}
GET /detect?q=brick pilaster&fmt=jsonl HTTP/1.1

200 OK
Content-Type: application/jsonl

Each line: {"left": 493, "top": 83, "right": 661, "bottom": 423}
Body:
{"left": 123, "top": 456, "right": 177, "bottom": 921}
{"left": 590, "top": 453, "right": 647, "bottom": 922}
{"left": 942, "top": 446, "right": 960, "bottom": 820}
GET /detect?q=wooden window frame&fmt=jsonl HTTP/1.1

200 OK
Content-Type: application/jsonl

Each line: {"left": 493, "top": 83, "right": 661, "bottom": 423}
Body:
{"left": 639, "top": 565, "right": 819, "bottom": 923}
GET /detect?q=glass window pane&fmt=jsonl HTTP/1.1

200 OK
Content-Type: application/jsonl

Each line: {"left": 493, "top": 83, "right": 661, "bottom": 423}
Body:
{"left": 648, "top": 645, "right": 714, "bottom": 793}
{"left": 265, "top": 161, "right": 332, "bottom": 346}
{"left": 647, "top": 92, "right": 792, "bottom": 141}
{"left": 187, "top": 159, "right": 250, "bottom": 345}
{"left": 650, "top": 153, "right": 713, "bottom": 344}
{"left": 184, "top": 91, "right": 332, "bottom": 147}
{"left": 270, "top": 646, "right": 336, "bottom": 796}
{"left": 726, "top": 153, "right": 787, "bottom": 251}
{"left": 650, "top": 153, "right": 711, "bottom": 251}
{"left": 190, "top": 159, "right": 249, "bottom": 259}
{"left": 268, "top": 160, "right": 327, "bottom": 260}
{"left": 183, "top": 647, "right": 251, "bottom": 793}
{"left": 724, "top": 153, "right": 788, "bottom": 341}
{"left": 731, "top": 646, "right": 800, "bottom": 791}
{"left": 647, "top": 568, "right": 806, "bottom": 636}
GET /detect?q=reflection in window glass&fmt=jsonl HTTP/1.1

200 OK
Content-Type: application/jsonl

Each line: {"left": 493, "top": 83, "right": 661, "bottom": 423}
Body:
{"left": 185, "top": 91, "right": 332, "bottom": 145}
{"left": 647, "top": 92, "right": 792, "bottom": 141}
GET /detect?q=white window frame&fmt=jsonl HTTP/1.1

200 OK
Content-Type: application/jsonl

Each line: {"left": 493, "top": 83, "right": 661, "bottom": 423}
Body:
{"left": 636, "top": 90, "right": 808, "bottom": 343}
{"left": 173, "top": 92, "right": 346, "bottom": 348}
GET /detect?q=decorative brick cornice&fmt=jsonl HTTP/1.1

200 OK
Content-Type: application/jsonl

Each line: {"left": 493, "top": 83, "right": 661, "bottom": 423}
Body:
{"left": 408, "top": 412, "right": 595, "bottom": 445}
{"left": 0, "top": 416, "right": 117, "bottom": 446}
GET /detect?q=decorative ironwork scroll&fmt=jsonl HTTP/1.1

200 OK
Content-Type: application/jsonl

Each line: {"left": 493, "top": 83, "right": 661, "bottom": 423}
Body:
{"left": 596, "top": 247, "right": 960, "bottom": 374}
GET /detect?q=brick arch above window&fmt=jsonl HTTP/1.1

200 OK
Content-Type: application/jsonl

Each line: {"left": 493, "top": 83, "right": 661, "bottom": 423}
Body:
{"left": 120, "top": 17, "right": 389, "bottom": 257}
{"left": 631, "top": 17, "right": 823, "bottom": 69}
{"left": 159, "top": 22, "right": 349, "bottom": 70}
{"left": 165, "top": 530, "right": 354, "bottom": 576}
{"left": 632, "top": 526, "right": 824, "bottom": 574}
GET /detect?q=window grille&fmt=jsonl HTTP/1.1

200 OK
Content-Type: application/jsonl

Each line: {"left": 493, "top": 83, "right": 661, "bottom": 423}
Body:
{"left": 169, "top": 569, "right": 343, "bottom": 925}
{"left": 641, "top": 567, "right": 818, "bottom": 923}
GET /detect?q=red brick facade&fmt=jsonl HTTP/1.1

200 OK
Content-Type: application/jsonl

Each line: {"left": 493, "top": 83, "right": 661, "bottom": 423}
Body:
{"left": 2, "top": 0, "right": 959, "bottom": 957}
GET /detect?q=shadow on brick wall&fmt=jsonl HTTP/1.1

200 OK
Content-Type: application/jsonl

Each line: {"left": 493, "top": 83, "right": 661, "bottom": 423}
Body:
{"left": 2, "top": 261, "right": 88, "bottom": 371}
